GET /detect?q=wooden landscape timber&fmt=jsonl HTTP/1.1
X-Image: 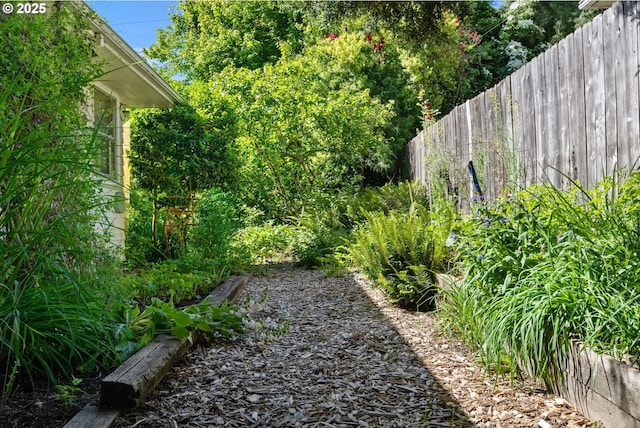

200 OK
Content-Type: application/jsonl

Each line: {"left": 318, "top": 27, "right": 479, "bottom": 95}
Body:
{"left": 100, "top": 333, "right": 195, "bottom": 409}
{"left": 556, "top": 341, "right": 640, "bottom": 428}
{"left": 63, "top": 274, "right": 251, "bottom": 428}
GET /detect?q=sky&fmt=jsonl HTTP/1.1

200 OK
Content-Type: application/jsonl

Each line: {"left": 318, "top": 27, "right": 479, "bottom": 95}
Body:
{"left": 87, "top": 1, "right": 178, "bottom": 54}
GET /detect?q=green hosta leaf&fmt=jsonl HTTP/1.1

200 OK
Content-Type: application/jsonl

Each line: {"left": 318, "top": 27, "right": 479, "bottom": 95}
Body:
{"left": 113, "top": 324, "right": 134, "bottom": 342}
{"left": 196, "top": 321, "right": 212, "bottom": 332}
{"left": 170, "top": 326, "right": 191, "bottom": 340}
{"left": 150, "top": 309, "right": 169, "bottom": 327}
{"left": 171, "top": 310, "right": 193, "bottom": 328}
{"left": 116, "top": 341, "right": 138, "bottom": 361}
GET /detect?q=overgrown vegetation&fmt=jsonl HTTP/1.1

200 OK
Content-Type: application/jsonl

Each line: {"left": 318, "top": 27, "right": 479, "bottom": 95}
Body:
{"left": 1, "top": 0, "right": 609, "bottom": 413}
{"left": 0, "top": 5, "right": 120, "bottom": 400}
{"left": 441, "top": 173, "right": 640, "bottom": 385}
{"left": 0, "top": 4, "right": 245, "bottom": 404}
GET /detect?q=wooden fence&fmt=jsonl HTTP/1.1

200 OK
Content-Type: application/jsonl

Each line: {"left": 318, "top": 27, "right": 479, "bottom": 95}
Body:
{"left": 404, "top": 1, "right": 640, "bottom": 208}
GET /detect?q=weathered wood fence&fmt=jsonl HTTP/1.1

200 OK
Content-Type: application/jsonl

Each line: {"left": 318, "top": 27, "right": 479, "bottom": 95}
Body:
{"left": 405, "top": 1, "right": 640, "bottom": 207}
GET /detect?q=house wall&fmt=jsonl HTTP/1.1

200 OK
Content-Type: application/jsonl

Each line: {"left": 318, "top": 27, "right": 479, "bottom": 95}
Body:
{"left": 91, "top": 81, "right": 127, "bottom": 252}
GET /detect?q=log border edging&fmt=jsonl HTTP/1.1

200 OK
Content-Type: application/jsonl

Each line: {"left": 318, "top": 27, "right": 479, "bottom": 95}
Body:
{"left": 63, "top": 274, "right": 251, "bottom": 428}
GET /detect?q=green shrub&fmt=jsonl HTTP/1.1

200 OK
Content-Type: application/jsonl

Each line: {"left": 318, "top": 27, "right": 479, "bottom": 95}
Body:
{"left": 125, "top": 189, "right": 165, "bottom": 264}
{"left": 231, "top": 223, "right": 298, "bottom": 263}
{"left": 345, "top": 181, "right": 428, "bottom": 227}
{"left": 291, "top": 198, "right": 351, "bottom": 267}
{"left": 343, "top": 203, "right": 453, "bottom": 310}
{"left": 190, "top": 189, "right": 244, "bottom": 260}
{"left": 288, "top": 182, "right": 428, "bottom": 268}
{"left": 441, "top": 173, "right": 640, "bottom": 384}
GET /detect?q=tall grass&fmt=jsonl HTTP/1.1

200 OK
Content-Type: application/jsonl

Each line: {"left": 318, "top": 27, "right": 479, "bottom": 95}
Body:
{"left": 0, "top": 6, "right": 122, "bottom": 400}
{"left": 441, "top": 172, "right": 640, "bottom": 385}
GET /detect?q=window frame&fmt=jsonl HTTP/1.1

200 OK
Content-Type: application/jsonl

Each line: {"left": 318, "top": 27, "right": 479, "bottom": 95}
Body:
{"left": 93, "top": 88, "right": 118, "bottom": 178}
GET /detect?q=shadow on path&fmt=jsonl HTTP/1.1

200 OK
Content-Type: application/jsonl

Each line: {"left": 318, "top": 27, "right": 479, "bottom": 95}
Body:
{"left": 115, "top": 264, "right": 475, "bottom": 427}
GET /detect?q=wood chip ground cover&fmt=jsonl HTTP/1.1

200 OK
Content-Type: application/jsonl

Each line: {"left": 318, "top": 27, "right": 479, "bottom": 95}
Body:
{"left": 114, "top": 265, "right": 602, "bottom": 428}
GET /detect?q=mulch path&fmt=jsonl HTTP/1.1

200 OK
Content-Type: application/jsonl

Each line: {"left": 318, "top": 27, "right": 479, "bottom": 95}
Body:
{"left": 111, "top": 265, "right": 601, "bottom": 428}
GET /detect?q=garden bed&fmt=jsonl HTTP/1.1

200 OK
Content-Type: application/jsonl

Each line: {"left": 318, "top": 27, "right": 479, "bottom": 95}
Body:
{"left": 63, "top": 274, "right": 250, "bottom": 428}
{"left": 436, "top": 273, "right": 640, "bottom": 428}
{"left": 555, "top": 341, "right": 640, "bottom": 428}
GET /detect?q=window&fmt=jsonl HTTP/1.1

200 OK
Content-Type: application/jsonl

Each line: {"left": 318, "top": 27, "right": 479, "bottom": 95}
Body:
{"left": 93, "top": 89, "right": 117, "bottom": 177}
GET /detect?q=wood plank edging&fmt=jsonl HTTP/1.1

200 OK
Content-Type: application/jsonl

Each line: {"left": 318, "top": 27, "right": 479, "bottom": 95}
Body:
{"left": 63, "top": 273, "right": 251, "bottom": 428}
{"left": 436, "top": 273, "right": 640, "bottom": 428}
{"left": 61, "top": 404, "right": 120, "bottom": 428}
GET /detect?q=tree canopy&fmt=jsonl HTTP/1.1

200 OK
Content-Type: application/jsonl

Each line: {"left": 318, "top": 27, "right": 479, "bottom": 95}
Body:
{"left": 137, "top": 0, "right": 599, "bottom": 219}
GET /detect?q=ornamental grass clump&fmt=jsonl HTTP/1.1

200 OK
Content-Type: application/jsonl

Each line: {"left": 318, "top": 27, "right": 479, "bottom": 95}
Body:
{"left": 441, "top": 173, "right": 640, "bottom": 385}
{"left": 0, "top": 5, "right": 123, "bottom": 400}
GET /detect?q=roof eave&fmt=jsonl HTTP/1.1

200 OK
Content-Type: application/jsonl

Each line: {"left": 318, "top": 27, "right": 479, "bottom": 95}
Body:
{"left": 75, "top": 1, "right": 183, "bottom": 108}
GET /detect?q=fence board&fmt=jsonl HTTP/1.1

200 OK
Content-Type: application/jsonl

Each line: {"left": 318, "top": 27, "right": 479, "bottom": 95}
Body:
{"left": 530, "top": 55, "right": 546, "bottom": 185}
{"left": 584, "top": 14, "right": 606, "bottom": 189}
{"left": 567, "top": 30, "right": 588, "bottom": 187}
{"left": 558, "top": 36, "right": 572, "bottom": 188}
{"left": 451, "top": 105, "right": 465, "bottom": 204}
{"left": 405, "top": 2, "right": 640, "bottom": 202}
{"left": 604, "top": 6, "right": 619, "bottom": 176}
{"left": 483, "top": 88, "right": 495, "bottom": 198}
{"left": 543, "top": 45, "right": 562, "bottom": 186}
{"left": 620, "top": 1, "right": 640, "bottom": 169}
{"left": 496, "top": 78, "right": 513, "bottom": 194}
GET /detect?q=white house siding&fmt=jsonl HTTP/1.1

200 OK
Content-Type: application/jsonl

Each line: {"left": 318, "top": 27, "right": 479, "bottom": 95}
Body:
{"left": 81, "top": 0, "right": 181, "bottom": 253}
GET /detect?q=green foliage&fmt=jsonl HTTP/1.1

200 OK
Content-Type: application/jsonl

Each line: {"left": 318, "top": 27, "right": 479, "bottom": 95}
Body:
{"left": 189, "top": 50, "right": 394, "bottom": 219}
{"left": 54, "top": 377, "right": 89, "bottom": 411}
{"left": 292, "top": 201, "right": 352, "bottom": 268}
{"left": 307, "top": 21, "right": 421, "bottom": 160}
{"left": 0, "top": 5, "right": 122, "bottom": 399}
{"left": 130, "top": 103, "right": 232, "bottom": 258}
{"left": 125, "top": 189, "right": 164, "bottom": 264}
{"left": 114, "top": 297, "right": 243, "bottom": 360}
{"left": 119, "top": 258, "right": 226, "bottom": 307}
{"left": 441, "top": 173, "right": 640, "bottom": 385}
{"left": 343, "top": 203, "right": 454, "bottom": 310}
{"left": 130, "top": 103, "right": 228, "bottom": 207}
{"left": 345, "top": 181, "right": 428, "bottom": 225}
{"left": 289, "top": 182, "right": 428, "bottom": 268}
{"left": 146, "top": 0, "right": 304, "bottom": 80}
{"left": 190, "top": 188, "right": 244, "bottom": 261}
{"left": 231, "top": 223, "right": 299, "bottom": 264}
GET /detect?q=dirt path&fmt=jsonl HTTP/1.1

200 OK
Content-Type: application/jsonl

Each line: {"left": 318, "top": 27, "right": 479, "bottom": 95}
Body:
{"left": 114, "top": 265, "right": 600, "bottom": 428}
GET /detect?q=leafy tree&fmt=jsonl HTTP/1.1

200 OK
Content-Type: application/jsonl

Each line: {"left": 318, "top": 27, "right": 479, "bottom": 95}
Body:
{"left": 298, "top": 1, "right": 449, "bottom": 45}
{"left": 303, "top": 20, "right": 421, "bottom": 182}
{"left": 142, "top": 0, "right": 600, "bottom": 225}
{"left": 498, "top": 0, "right": 601, "bottom": 73}
{"left": 129, "top": 103, "right": 229, "bottom": 256}
{"left": 188, "top": 47, "right": 395, "bottom": 219}
{"left": 145, "top": 0, "right": 304, "bottom": 81}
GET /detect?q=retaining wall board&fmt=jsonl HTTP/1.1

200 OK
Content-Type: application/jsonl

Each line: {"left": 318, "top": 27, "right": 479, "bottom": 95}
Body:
{"left": 62, "top": 273, "right": 252, "bottom": 428}
{"left": 100, "top": 333, "right": 195, "bottom": 409}
{"left": 62, "top": 404, "right": 120, "bottom": 428}
{"left": 99, "top": 274, "right": 249, "bottom": 410}
{"left": 435, "top": 273, "right": 640, "bottom": 428}
{"left": 557, "top": 372, "right": 640, "bottom": 428}
{"left": 207, "top": 274, "right": 249, "bottom": 305}
{"left": 555, "top": 341, "right": 640, "bottom": 427}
